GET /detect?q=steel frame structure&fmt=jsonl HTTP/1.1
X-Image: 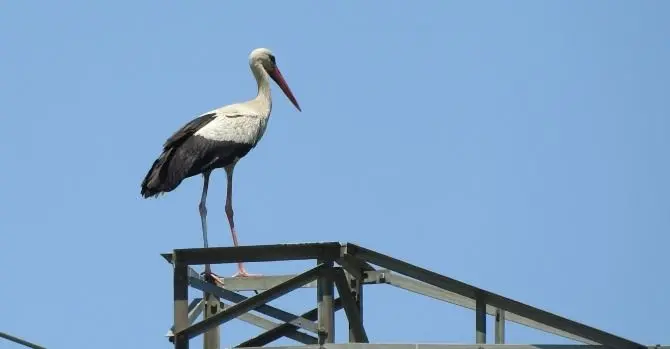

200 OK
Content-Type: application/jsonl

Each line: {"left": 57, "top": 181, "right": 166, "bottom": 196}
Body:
{"left": 163, "top": 242, "right": 665, "bottom": 349}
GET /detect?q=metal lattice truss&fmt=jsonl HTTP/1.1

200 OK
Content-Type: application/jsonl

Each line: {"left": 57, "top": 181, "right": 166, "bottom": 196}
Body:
{"left": 163, "top": 242, "right": 659, "bottom": 349}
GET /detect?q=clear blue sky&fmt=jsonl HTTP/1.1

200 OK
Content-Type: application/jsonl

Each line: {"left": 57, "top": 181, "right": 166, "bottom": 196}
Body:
{"left": 1, "top": 1, "right": 668, "bottom": 348}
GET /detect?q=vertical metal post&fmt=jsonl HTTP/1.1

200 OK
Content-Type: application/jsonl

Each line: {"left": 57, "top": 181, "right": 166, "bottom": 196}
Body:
{"left": 174, "top": 257, "right": 190, "bottom": 349}
{"left": 317, "top": 259, "right": 335, "bottom": 343}
{"left": 203, "top": 292, "right": 221, "bottom": 349}
{"left": 347, "top": 271, "right": 364, "bottom": 343}
{"left": 495, "top": 308, "right": 505, "bottom": 344}
{"left": 475, "top": 295, "right": 486, "bottom": 344}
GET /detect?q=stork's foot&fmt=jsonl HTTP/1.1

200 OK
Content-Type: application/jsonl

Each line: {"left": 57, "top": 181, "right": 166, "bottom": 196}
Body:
{"left": 231, "top": 270, "right": 262, "bottom": 278}
{"left": 232, "top": 263, "right": 262, "bottom": 278}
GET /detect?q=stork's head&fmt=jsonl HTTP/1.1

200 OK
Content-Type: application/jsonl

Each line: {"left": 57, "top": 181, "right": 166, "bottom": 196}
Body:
{"left": 249, "top": 47, "right": 301, "bottom": 112}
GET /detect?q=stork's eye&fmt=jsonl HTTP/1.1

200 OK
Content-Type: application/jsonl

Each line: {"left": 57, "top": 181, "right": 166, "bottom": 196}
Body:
{"left": 269, "top": 54, "right": 276, "bottom": 65}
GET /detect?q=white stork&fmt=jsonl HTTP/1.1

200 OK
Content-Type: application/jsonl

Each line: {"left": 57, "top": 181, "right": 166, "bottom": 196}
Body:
{"left": 141, "top": 48, "right": 301, "bottom": 281}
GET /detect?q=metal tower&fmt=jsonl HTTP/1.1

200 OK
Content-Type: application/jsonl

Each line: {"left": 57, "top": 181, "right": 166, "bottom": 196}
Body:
{"left": 163, "top": 242, "right": 667, "bottom": 349}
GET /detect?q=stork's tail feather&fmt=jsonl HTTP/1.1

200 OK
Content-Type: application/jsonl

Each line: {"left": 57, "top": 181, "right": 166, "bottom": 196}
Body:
{"left": 140, "top": 148, "right": 181, "bottom": 198}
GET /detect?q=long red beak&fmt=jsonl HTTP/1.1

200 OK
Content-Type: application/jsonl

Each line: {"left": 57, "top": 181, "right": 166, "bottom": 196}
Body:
{"left": 269, "top": 66, "right": 301, "bottom": 112}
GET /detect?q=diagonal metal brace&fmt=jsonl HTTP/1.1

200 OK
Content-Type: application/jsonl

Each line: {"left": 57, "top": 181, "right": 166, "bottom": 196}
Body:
{"left": 220, "top": 303, "right": 318, "bottom": 344}
{"left": 177, "top": 263, "right": 330, "bottom": 340}
{"left": 189, "top": 276, "right": 318, "bottom": 333}
{"left": 331, "top": 268, "right": 368, "bottom": 343}
{"left": 0, "top": 332, "right": 46, "bottom": 349}
{"left": 236, "top": 298, "right": 344, "bottom": 347}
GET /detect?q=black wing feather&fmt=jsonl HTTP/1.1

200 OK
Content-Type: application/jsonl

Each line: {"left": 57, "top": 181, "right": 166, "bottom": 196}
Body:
{"left": 140, "top": 112, "right": 217, "bottom": 198}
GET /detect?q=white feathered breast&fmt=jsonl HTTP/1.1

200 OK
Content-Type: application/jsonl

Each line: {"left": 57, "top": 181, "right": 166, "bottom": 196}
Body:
{"left": 194, "top": 107, "right": 269, "bottom": 146}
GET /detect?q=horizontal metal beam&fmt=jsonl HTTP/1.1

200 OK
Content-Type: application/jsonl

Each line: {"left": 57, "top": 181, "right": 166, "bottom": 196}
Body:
{"left": 215, "top": 269, "right": 390, "bottom": 291}
{"left": 219, "top": 274, "right": 319, "bottom": 291}
{"left": 237, "top": 298, "right": 344, "bottom": 348}
{"left": 347, "top": 243, "right": 646, "bottom": 349}
{"left": 177, "top": 263, "right": 329, "bottom": 339}
{"left": 189, "top": 276, "right": 318, "bottom": 334}
{"left": 168, "top": 242, "right": 342, "bottom": 265}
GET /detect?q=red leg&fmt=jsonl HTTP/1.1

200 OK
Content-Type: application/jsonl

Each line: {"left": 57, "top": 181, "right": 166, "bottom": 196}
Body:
{"left": 225, "top": 164, "right": 261, "bottom": 278}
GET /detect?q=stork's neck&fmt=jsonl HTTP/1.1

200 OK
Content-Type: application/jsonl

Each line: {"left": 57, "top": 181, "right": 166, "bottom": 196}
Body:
{"left": 251, "top": 63, "right": 272, "bottom": 116}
